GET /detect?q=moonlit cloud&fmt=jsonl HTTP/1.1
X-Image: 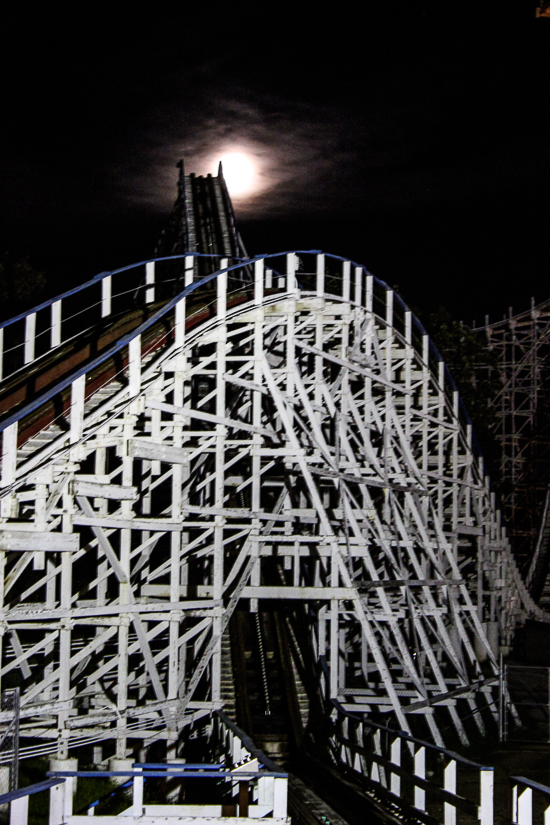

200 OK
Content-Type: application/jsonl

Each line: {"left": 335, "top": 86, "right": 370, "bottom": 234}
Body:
{"left": 119, "top": 92, "right": 364, "bottom": 219}
{"left": 117, "top": 83, "right": 550, "bottom": 227}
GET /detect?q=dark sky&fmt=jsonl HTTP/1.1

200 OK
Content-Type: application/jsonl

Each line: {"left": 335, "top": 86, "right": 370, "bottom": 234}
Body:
{"left": 1, "top": 4, "right": 548, "bottom": 323}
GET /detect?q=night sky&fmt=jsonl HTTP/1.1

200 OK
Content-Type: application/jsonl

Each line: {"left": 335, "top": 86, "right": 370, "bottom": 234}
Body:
{"left": 1, "top": 5, "right": 548, "bottom": 324}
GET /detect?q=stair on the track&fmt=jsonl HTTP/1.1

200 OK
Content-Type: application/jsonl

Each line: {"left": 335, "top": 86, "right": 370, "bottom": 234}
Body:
{"left": 220, "top": 628, "right": 236, "bottom": 722}
{"left": 231, "top": 609, "right": 293, "bottom": 764}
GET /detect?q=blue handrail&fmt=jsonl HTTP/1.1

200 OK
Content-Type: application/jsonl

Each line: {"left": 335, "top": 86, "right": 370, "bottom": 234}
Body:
{"left": 0, "top": 250, "right": 485, "bottom": 466}
{"left": 0, "top": 778, "right": 65, "bottom": 806}
{"left": 0, "top": 253, "right": 245, "bottom": 331}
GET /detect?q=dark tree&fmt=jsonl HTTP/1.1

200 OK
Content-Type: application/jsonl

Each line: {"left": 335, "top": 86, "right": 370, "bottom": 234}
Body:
{"left": 0, "top": 254, "right": 47, "bottom": 321}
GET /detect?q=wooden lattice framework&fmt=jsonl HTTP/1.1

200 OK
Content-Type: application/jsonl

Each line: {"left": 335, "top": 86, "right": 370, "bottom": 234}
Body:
{"left": 0, "top": 252, "right": 544, "bottom": 765}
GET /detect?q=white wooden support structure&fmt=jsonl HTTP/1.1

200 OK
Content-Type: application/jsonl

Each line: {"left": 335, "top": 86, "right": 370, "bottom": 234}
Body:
{"left": 414, "top": 746, "right": 426, "bottom": 811}
{"left": 145, "top": 261, "right": 155, "bottom": 304}
{"left": 101, "top": 275, "right": 111, "bottom": 318}
{"left": 480, "top": 768, "right": 494, "bottom": 825}
{"left": 0, "top": 249, "right": 543, "bottom": 770}
{"left": 9, "top": 796, "right": 28, "bottom": 825}
{"left": 476, "top": 302, "right": 550, "bottom": 575}
{"left": 444, "top": 758, "right": 457, "bottom": 825}
{"left": 51, "top": 301, "right": 62, "bottom": 348}
{"left": 24, "top": 313, "right": 36, "bottom": 365}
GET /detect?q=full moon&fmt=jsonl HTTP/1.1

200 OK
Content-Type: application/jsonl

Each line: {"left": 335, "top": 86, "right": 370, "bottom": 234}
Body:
{"left": 218, "top": 152, "right": 256, "bottom": 197}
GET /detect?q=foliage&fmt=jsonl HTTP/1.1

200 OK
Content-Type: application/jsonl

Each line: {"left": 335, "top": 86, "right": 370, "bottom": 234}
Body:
{"left": 0, "top": 254, "right": 47, "bottom": 320}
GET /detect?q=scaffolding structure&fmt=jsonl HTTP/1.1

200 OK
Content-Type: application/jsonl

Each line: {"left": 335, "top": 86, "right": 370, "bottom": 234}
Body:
{"left": 480, "top": 302, "right": 550, "bottom": 596}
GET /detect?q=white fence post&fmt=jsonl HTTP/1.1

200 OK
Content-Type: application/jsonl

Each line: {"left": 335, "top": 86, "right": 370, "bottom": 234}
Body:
{"left": 479, "top": 768, "right": 494, "bottom": 825}
{"left": 273, "top": 777, "right": 287, "bottom": 819}
{"left": 10, "top": 796, "right": 28, "bottom": 825}
{"left": 343, "top": 260, "right": 350, "bottom": 302}
{"left": 70, "top": 375, "right": 86, "bottom": 461}
{"left": 101, "top": 275, "right": 111, "bottom": 318}
{"left": 24, "top": 313, "right": 36, "bottom": 364}
{"left": 316, "top": 254, "right": 325, "bottom": 297}
{"left": 512, "top": 784, "right": 519, "bottom": 824}
{"left": 518, "top": 787, "right": 533, "bottom": 825}
{"left": 390, "top": 736, "right": 401, "bottom": 797}
{"left": 258, "top": 775, "right": 274, "bottom": 809}
{"left": 354, "top": 266, "right": 362, "bottom": 306}
{"left": 444, "top": 758, "right": 457, "bottom": 825}
{"left": 128, "top": 336, "right": 141, "bottom": 397}
{"left": 366, "top": 273, "right": 373, "bottom": 313}
{"left": 51, "top": 301, "right": 62, "bottom": 348}
{"left": 218, "top": 259, "right": 227, "bottom": 320}
{"left": 49, "top": 783, "right": 65, "bottom": 825}
{"left": 185, "top": 254, "right": 194, "bottom": 286}
{"left": 133, "top": 768, "right": 143, "bottom": 816}
{"left": 1, "top": 422, "right": 18, "bottom": 518}
{"left": 146, "top": 261, "right": 155, "bottom": 304}
{"left": 287, "top": 253, "right": 298, "bottom": 295}
{"left": 255, "top": 259, "right": 264, "bottom": 305}
{"left": 175, "top": 297, "right": 185, "bottom": 349}
{"left": 175, "top": 256, "right": 195, "bottom": 349}
{"left": 414, "top": 746, "right": 426, "bottom": 811}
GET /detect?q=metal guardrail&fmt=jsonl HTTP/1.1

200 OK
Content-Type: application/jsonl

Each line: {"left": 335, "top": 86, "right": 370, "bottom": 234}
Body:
{"left": 509, "top": 776, "right": 550, "bottom": 825}
{"left": 33, "top": 713, "right": 289, "bottom": 825}
{"left": 0, "top": 253, "right": 243, "bottom": 384}
{"left": 332, "top": 701, "right": 494, "bottom": 825}
{"left": 0, "top": 778, "right": 65, "bottom": 825}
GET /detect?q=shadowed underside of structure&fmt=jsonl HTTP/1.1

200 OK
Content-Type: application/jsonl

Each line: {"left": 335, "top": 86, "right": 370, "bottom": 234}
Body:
{"left": 0, "top": 167, "right": 545, "bottom": 776}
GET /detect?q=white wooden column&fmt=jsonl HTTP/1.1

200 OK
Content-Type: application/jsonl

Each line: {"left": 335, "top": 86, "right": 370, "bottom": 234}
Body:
{"left": 212, "top": 258, "right": 228, "bottom": 699}
{"left": 24, "top": 313, "right": 36, "bottom": 364}
{"left": 145, "top": 261, "right": 155, "bottom": 304}
{"left": 1, "top": 422, "right": 18, "bottom": 518}
{"left": 101, "top": 275, "right": 111, "bottom": 318}
{"left": 51, "top": 300, "right": 62, "bottom": 348}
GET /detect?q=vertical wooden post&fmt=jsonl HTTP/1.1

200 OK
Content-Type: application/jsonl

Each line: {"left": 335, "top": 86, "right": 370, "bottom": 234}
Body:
{"left": 1, "top": 422, "right": 18, "bottom": 518}
{"left": 518, "top": 787, "right": 532, "bottom": 825}
{"left": 10, "top": 795, "right": 28, "bottom": 825}
{"left": 101, "top": 275, "right": 111, "bottom": 318}
{"left": 133, "top": 768, "right": 144, "bottom": 817}
{"left": 129, "top": 336, "right": 141, "bottom": 397}
{"left": 444, "top": 758, "right": 457, "bottom": 825}
{"left": 24, "top": 313, "right": 36, "bottom": 364}
{"left": 343, "top": 259, "right": 350, "bottom": 303}
{"left": 480, "top": 768, "right": 494, "bottom": 825}
{"left": 390, "top": 736, "right": 401, "bottom": 796}
{"left": 51, "top": 300, "right": 62, "bottom": 348}
{"left": 70, "top": 376, "right": 86, "bottom": 446}
{"left": 414, "top": 746, "right": 426, "bottom": 811}
{"left": 316, "top": 254, "right": 325, "bottom": 297}
{"left": 146, "top": 261, "right": 155, "bottom": 304}
{"left": 273, "top": 777, "right": 287, "bottom": 819}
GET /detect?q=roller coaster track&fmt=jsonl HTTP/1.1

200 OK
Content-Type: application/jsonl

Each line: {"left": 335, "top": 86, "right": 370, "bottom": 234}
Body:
{"left": 0, "top": 166, "right": 547, "bottom": 804}
{"left": 0, "top": 244, "right": 544, "bottom": 768}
